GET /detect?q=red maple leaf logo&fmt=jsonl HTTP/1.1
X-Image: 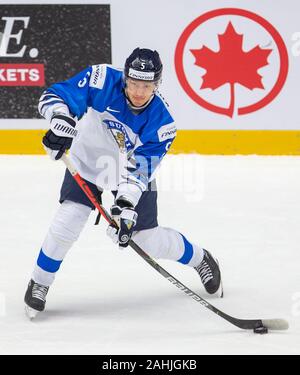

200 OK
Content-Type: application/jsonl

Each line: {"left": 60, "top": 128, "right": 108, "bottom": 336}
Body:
{"left": 190, "top": 22, "right": 272, "bottom": 117}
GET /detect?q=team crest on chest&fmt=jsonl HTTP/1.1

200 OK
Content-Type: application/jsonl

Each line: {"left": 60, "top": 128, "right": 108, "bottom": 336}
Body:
{"left": 103, "top": 120, "right": 134, "bottom": 153}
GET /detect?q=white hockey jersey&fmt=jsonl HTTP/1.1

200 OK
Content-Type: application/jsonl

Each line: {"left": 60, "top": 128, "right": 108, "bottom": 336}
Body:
{"left": 39, "top": 64, "right": 176, "bottom": 206}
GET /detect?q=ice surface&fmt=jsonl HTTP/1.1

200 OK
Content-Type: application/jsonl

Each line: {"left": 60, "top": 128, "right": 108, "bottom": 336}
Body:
{"left": 0, "top": 155, "right": 299, "bottom": 355}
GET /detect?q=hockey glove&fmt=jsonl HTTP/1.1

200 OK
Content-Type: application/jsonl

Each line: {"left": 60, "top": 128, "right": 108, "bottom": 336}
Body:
{"left": 43, "top": 113, "right": 77, "bottom": 160}
{"left": 106, "top": 198, "right": 138, "bottom": 248}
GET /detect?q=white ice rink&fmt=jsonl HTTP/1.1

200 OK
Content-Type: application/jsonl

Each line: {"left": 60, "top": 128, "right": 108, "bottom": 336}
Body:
{"left": 0, "top": 154, "right": 299, "bottom": 355}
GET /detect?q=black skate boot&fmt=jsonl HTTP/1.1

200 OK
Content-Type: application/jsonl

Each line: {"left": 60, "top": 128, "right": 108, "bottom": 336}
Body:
{"left": 194, "top": 249, "right": 223, "bottom": 297}
{"left": 24, "top": 279, "right": 49, "bottom": 319}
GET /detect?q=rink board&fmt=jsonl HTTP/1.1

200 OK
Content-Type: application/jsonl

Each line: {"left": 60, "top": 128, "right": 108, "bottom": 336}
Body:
{"left": 1, "top": 129, "right": 300, "bottom": 155}
{"left": 1, "top": 1, "right": 300, "bottom": 154}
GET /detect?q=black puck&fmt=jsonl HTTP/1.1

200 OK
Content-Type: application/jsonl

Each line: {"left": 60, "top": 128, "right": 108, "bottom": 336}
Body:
{"left": 253, "top": 326, "right": 268, "bottom": 334}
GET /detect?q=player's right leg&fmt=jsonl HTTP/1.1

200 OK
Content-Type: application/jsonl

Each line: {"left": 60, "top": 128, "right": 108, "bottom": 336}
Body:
{"left": 24, "top": 169, "right": 98, "bottom": 318}
{"left": 24, "top": 200, "right": 92, "bottom": 318}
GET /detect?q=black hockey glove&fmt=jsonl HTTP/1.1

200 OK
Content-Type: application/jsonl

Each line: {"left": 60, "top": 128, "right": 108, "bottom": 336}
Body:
{"left": 42, "top": 113, "right": 77, "bottom": 160}
{"left": 106, "top": 198, "right": 138, "bottom": 248}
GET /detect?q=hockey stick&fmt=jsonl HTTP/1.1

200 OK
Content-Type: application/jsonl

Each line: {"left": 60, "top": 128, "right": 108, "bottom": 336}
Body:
{"left": 61, "top": 154, "right": 288, "bottom": 332}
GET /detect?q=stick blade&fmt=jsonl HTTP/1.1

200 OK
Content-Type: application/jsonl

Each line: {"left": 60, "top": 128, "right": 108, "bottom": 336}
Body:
{"left": 262, "top": 319, "right": 289, "bottom": 331}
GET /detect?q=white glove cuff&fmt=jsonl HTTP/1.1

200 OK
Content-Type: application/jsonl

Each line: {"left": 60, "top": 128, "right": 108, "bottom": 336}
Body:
{"left": 116, "top": 183, "right": 142, "bottom": 208}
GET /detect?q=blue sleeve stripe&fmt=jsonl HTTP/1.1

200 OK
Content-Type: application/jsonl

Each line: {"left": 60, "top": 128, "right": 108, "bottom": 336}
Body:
{"left": 177, "top": 234, "right": 194, "bottom": 265}
{"left": 37, "top": 249, "right": 62, "bottom": 273}
{"left": 40, "top": 94, "right": 61, "bottom": 101}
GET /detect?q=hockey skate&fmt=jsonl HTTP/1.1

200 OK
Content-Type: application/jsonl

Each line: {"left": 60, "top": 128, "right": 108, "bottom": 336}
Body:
{"left": 194, "top": 249, "right": 223, "bottom": 298}
{"left": 24, "top": 279, "right": 49, "bottom": 319}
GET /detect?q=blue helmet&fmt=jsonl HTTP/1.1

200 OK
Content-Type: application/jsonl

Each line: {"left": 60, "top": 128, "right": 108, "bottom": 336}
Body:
{"left": 124, "top": 48, "right": 163, "bottom": 84}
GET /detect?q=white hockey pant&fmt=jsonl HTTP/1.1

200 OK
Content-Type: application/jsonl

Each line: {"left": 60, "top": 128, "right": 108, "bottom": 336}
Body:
{"left": 32, "top": 200, "right": 204, "bottom": 286}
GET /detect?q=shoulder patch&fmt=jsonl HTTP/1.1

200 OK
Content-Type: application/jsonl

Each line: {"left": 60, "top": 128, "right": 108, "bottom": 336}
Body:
{"left": 157, "top": 123, "right": 177, "bottom": 142}
{"left": 89, "top": 64, "right": 107, "bottom": 89}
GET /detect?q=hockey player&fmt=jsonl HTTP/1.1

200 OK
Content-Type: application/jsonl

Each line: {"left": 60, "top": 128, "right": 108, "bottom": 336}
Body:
{"left": 24, "top": 48, "right": 222, "bottom": 318}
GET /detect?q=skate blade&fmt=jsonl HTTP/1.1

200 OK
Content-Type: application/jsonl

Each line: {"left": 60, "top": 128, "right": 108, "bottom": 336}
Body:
{"left": 217, "top": 279, "right": 224, "bottom": 298}
{"left": 25, "top": 305, "right": 39, "bottom": 320}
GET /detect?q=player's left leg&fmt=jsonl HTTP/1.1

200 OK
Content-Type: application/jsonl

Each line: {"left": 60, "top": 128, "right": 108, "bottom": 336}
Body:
{"left": 133, "top": 227, "right": 222, "bottom": 296}
{"left": 130, "top": 182, "right": 222, "bottom": 296}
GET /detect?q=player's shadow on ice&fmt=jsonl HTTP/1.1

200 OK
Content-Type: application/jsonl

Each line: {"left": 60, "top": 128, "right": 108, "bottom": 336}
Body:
{"left": 34, "top": 288, "right": 223, "bottom": 322}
